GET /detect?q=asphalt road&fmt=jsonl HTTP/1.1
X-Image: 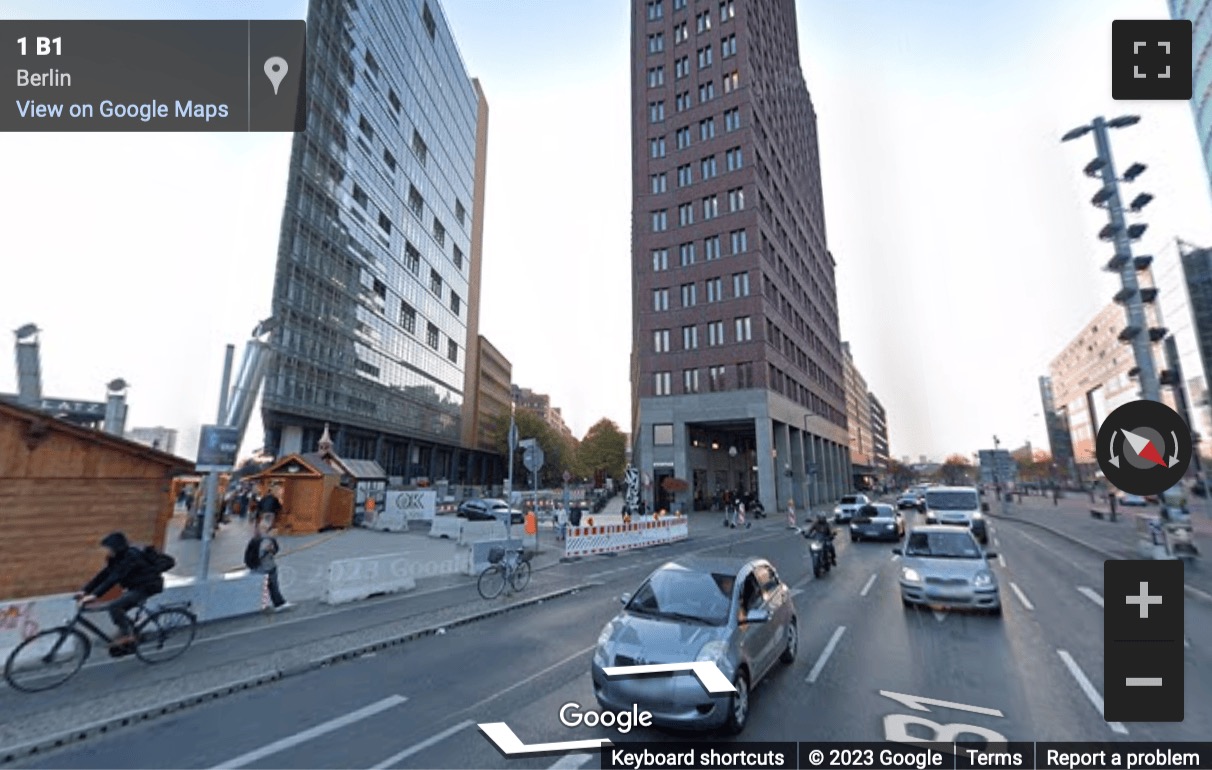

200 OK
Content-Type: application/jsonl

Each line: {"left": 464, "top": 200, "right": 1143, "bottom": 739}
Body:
{"left": 19, "top": 509, "right": 1212, "bottom": 769}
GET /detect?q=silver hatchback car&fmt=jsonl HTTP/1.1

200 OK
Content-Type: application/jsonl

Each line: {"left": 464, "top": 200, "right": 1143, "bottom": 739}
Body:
{"left": 895, "top": 526, "right": 1001, "bottom": 615}
{"left": 591, "top": 556, "right": 797, "bottom": 734}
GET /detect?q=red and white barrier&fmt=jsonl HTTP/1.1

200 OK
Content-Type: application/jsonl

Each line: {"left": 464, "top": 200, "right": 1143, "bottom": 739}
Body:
{"left": 563, "top": 516, "right": 689, "bottom": 558}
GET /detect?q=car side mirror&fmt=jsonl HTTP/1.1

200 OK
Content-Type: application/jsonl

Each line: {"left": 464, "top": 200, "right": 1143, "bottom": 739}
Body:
{"left": 892, "top": 547, "right": 902, "bottom": 555}
{"left": 984, "top": 551, "right": 998, "bottom": 559}
{"left": 744, "top": 608, "right": 770, "bottom": 623}
{"left": 981, "top": 503, "right": 990, "bottom": 513}
{"left": 620, "top": 592, "right": 631, "bottom": 605}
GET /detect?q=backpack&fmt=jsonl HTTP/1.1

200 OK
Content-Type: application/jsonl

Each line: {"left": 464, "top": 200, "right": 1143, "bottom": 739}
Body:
{"left": 142, "top": 545, "right": 176, "bottom": 574}
{"left": 243, "top": 535, "right": 263, "bottom": 570}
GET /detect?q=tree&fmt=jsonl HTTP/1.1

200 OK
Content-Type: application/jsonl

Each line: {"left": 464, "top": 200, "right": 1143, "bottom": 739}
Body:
{"left": 939, "top": 454, "right": 973, "bottom": 485}
{"left": 1017, "top": 450, "right": 1055, "bottom": 484}
{"left": 576, "top": 418, "right": 627, "bottom": 482}
{"left": 885, "top": 459, "right": 915, "bottom": 489}
{"left": 486, "top": 409, "right": 577, "bottom": 487}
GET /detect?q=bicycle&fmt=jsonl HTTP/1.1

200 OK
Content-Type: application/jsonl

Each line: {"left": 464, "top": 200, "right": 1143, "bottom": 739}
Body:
{"left": 477, "top": 546, "right": 533, "bottom": 599}
{"left": 4, "top": 599, "right": 198, "bottom": 693}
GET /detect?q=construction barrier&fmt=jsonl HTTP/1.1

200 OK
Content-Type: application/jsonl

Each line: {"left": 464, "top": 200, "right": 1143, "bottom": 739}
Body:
{"left": 321, "top": 552, "right": 418, "bottom": 604}
{"left": 563, "top": 516, "right": 689, "bottom": 558}
{"left": 464, "top": 539, "right": 510, "bottom": 576}
{"left": 459, "top": 520, "right": 525, "bottom": 545}
{"left": 430, "top": 514, "right": 462, "bottom": 539}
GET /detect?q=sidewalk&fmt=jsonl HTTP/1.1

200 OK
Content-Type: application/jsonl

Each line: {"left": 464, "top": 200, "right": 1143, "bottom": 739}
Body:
{"left": 988, "top": 492, "right": 1212, "bottom": 599}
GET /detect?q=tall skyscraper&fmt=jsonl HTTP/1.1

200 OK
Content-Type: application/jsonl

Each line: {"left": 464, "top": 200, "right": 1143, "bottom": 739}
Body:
{"left": 630, "top": 0, "right": 850, "bottom": 514}
{"left": 261, "top": 0, "right": 500, "bottom": 484}
{"left": 1170, "top": 0, "right": 1212, "bottom": 195}
{"left": 1037, "top": 376, "right": 1076, "bottom": 481}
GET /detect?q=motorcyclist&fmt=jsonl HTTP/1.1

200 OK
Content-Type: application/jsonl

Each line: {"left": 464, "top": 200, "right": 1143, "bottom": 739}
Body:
{"left": 804, "top": 513, "right": 837, "bottom": 565}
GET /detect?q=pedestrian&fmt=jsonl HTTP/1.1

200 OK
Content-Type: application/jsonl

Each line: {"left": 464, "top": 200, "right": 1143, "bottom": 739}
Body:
{"left": 256, "top": 484, "right": 284, "bottom": 529}
{"left": 244, "top": 519, "right": 291, "bottom": 611}
{"left": 556, "top": 506, "right": 568, "bottom": 541}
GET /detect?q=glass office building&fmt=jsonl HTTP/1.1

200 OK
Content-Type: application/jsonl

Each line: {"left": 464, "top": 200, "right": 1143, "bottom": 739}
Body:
{"left": 262, "top": 0, "right": 499, "bottom": 483}
{"left": 1171, "top": 0, "right": 1212, "bottom": 196}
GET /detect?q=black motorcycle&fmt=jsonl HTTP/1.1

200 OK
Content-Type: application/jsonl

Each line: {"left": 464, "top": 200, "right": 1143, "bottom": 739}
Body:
{"left": 805, "top": 529, "right": 836, "bottom": 577}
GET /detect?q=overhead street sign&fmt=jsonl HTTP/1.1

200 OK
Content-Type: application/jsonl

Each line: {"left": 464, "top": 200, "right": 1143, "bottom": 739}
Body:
{"left": 523, "top": 443, "right": 545, "bottom": 473}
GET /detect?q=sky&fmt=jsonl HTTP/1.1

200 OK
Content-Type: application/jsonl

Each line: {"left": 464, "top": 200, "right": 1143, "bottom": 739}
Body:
{"left": 1, "top": 0, "right": 1210, "bottom": 464}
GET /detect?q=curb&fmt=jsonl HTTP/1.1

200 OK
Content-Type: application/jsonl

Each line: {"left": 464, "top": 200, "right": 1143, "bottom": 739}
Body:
{"left": 987, "top": 513, "right": 1212, "bottom": 606}
{"left": 0, "top": 582, "right": 600, "bottom": 765}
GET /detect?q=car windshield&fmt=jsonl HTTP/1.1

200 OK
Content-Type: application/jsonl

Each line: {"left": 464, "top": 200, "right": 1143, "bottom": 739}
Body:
{"left": 625, "top": 568, "right": 733, "bottom": 625}
{"left": 871, "top": 506, "right": 894, "bottom": 518}
{"left": 905, "top": 531, "right": 981, "bottom": 558}
{"left": 840, "top": 496, "right": 861, "bottom": 504}
{"left": 926, "top": 491, "right": 978, "bottom": 510}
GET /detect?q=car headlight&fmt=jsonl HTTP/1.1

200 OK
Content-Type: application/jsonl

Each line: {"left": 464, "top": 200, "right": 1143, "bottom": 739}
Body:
{"left": 901, "top": 567, "right": 922, "bottom": 583}
{"left": 973, "top": 570, "right": 994, "bottom": 587}
{"left": 696, "top": 640, "right": 728, "bottom": 663}
{"left": 833, "top": 506, "right": 842, "bottom": 515}
{"left": 972, "top": 511, "right": 983, "bottom": 520}
{"left": 593, "top": 624, "right": 614, "bottom": 666}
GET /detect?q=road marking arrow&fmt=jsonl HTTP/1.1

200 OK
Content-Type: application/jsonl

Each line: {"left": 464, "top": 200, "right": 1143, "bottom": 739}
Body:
{"left": 478, "top": 723, "right": 611, "bottom": 756}
{"left": 602, "top": 660, "right": 735, "bottom": 693}
{"left": 879, "top": 689, "right": 1004, "bottom": 716}
{"left": 932, "top": 610, "right": 947, "bottom": 622}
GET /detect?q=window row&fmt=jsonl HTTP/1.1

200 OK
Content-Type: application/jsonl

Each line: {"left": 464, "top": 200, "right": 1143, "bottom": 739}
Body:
{"left": 651, "top": 314, "right": 753, "bottom": 354}
{"left": 648, "top": 147, "right": 743, "bottom": 191}
{"left": 651, "top": 229, "right": 747, "bottom": 271}
{"left": 397, "top": 302, "right": 461, "bottom": 364}
{"left": 652, "top": 360, "right": 752, "bottom": 397}
{"left": 650, "top": 188, "right": 744, "bottom": 231}
{"left": 646, "top": 69, "right": 741, "bottom": 98}
{"left": 349, "top": 178, "right": 466, "bottom": 273}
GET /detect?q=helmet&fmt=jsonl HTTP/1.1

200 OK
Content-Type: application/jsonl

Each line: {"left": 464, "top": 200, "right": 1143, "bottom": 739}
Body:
{"left": 816, "top": 513, "right": 827, "bottom": 523}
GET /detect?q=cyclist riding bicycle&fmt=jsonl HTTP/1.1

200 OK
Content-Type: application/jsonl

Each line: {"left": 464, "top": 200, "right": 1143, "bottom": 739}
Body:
{"left": 76, "top": 532, "right": 165, "bottom": 651}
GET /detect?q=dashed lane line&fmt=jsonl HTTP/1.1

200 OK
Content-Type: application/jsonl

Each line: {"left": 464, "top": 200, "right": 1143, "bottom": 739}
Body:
{"left": 1057, "top": 650, "right": 1128, "bottom": 735}
{"left": 806, "top": 626, "right": 846, "bottom": 684}
{"left": 860, "top": 574, "right": 877, "bottom": 597}
{"left": 1009, "top": 582, "right": 1034, "bottom": 611}
{"left": 997, "top": 554, "right": 1007, "bottom": 568}
{"left": 211, "top": 695, "right": 408, "bottom": 769}
{"left": 1077, "top": 586, "right": 1104, "bottom": 608}
{"left": 368, "top": 720, "right": 476, "bottom": 769}
{"left": 993, "top": 536, "right": 1001, "bottom": 548}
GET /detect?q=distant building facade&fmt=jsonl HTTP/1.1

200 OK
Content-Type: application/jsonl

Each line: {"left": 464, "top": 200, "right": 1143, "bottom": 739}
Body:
{"left": 1038, "top": 375, "right": 1076, "bottom": 479}
{"left": 1169, "top": 0, "right": 1212, "bottom": 198}
{"left": 1178, "top": 242, "right": 1212, "bottom": 450}
{"left": 469, "top": 336, "right": 511, "bottom": 453}
{"left": 126, "top": 426, "right": 178, "bottom": 455}
{"left": 843, "top": 343, "right": 875, "bottom": 488}
{"left": 516, "top": 387, "right": 573, "bottom": 440}
{"left": 868, "top": 393, "right": 890, "bottom": 480}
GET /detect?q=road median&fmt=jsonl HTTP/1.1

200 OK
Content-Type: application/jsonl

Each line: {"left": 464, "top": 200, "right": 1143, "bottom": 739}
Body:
{"left": 0, "top": 581, "right": 599, "bottom": 765}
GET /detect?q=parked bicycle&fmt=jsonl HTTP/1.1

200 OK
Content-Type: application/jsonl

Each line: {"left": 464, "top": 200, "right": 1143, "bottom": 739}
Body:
{"left": 4, "top": 599, "right": 197, "bottom": 693}
{"left": 477, "top": 546, "right": 533, "bottom": 599}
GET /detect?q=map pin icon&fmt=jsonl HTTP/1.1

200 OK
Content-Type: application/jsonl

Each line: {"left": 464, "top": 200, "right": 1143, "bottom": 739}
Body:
{"left": 264, "top": 57, "right": 288, "bottom": 95}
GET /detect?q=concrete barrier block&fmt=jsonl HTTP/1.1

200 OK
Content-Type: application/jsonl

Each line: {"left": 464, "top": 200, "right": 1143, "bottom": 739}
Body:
{"left": 463, "top": 539, "right": 520, "bottom": 576}
{"left": 322, "top": 552, "right": 419, "bottom": 605}
{"left": 458, "top": 520, "right": 524, "bottom": 545}
{"left": 430, "top": 515, "right": 462, "bottom": 539}
{"left": 160, "top": 573, "right": 266, "bottom": 622}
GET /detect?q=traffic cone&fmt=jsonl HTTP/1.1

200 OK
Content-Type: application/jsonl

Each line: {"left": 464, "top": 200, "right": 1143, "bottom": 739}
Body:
{"left": 788, "top": 499, "right": 797, "bottom": 529}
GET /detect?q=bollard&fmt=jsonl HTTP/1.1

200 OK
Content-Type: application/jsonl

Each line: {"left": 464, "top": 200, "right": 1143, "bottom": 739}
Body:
{"left": 788, "top": 499, "right": 797, "bottom": 528}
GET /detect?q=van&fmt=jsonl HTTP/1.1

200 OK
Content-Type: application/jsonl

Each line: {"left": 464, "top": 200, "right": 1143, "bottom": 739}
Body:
{"left": 922, "top": 485, "right": 987, "bottom": 544}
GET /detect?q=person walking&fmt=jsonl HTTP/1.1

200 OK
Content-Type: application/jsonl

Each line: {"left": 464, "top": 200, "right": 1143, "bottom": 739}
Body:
{"left": 244, "top": 520, "right": 291, "bottom": 611}
{"left": 255, "top": 485, "right": 284, "bottom": 529}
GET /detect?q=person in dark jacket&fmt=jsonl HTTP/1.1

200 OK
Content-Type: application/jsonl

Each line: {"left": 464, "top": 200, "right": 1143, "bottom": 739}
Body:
{"left": 255, "top": 486, "right": 283, "bottom": 528}
{"left": 77, "top": 532, "right": 163, "bottom": 648}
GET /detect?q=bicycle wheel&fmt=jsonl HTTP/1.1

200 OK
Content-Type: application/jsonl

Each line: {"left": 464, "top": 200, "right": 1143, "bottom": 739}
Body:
{"left": 477, "top": 565, "right": 506, "bottom": 599}
{"left": 135, "top": 608, "right": 197, "bottom": 663}
{"left": 509, "top": 560, "right": 532, "bottom": 592}
{"left": 4, "top": 628, "right": 90, "bottom": 692}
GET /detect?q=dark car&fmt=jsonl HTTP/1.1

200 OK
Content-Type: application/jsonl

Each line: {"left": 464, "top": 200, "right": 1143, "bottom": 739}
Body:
{"left": 457, "top": 498, "right": 524, "bottom": 525}
{"left": 849, "top": 503, "right": 904, "bottom": 542}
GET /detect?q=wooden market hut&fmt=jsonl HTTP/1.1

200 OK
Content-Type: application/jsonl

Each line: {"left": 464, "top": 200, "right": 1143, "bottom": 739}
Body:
{"left": 0, "top": 399, "right": 194, "bottom": 600}
{"left": 249, "top": 452, "right": 355, "bottom": 534}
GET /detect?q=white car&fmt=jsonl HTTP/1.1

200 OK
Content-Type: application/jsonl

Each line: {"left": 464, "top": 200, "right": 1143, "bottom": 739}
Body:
{"left": 833, "top": 494, "right": 870, "bottom": 523}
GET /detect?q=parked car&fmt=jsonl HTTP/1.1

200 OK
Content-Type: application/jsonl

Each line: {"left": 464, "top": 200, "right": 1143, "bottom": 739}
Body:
{"left": 895, "top": 526, "right": 1001, "bottom": 616}
{"left": 833, "top": 494, "right": 871, "bottom": 523}
{"left": 849, "top": 503, "right": 904, "bottom": 541}
{"left": 592, "top": 556, "right": 797, "bottom": 734}
{"left": 1119, "top": 494, "right": 1149, "bottom": 507}
{"left": 457, "top": 498, "right": 524, "bottom": 524}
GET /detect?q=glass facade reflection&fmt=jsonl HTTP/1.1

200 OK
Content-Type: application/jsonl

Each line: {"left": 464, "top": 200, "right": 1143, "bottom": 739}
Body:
{"left": 1171, "top": 0, "right": 1212, "bottom": 195}
{"left": 263, "top": 0, "right": 496, "bottom": 483}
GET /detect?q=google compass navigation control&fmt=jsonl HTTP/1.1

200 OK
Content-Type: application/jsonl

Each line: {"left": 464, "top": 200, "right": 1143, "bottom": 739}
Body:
{"left": 1096, "top": 399, "right": 1192, "bottom": 496}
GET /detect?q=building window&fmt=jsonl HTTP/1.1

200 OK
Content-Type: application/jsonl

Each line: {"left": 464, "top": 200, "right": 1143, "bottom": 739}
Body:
{"left": 382, "top": 149, "right": 397, "bottom": 172}
{"left": 683, "top": 369, "right": 700, "bottom": 393}
{"left": 678, "top": 203, "right": 695, "bottom": 226}
{"left": 411, "top": 130, "right": 428, "bottom": 166}
{"left": 676, "top": 126, "right": 691, "bottom": 149}
{"left": 650, "top": 136, "right": 667, "bottom": 158}
{"left": 653, "top": 248, "right": 669, "bottom": 271}
{"left": 655, "top": 372, "right": 672, "bottom": 396}
{"left": 673, "top": 0, "right": 687, "bottom": 10}
{"left": 721, "top": 34, "right": 737, "bottom": 58}
{"left": 675, "top": 56, "right": 691, "bottom": 79}
{"left": 723, "top": 70, "right": 740, "bottom": 93}
{"left": 352, "top": 184, "right": 368, "bottom": 209}
{"left": 709, "top": 365, "right": 727, "bottom": 391}
{"left": 676, "top": 91, "right": 692, "bottom": 112}
{"left": 647, "top": 66, "right": 665, "bottom": 87}
{"left": 728, "top": 187, "right": 745, "bottom": 212}
{"left": 426, "top": 322, "right": 440, "bottom": 349}
{"left": 702, "top": 195, "right": 718, "bottom": 220}
{"left": 720, "top": 0, "right": 735, "bottom": 22}
{"left": 649, "top": 101, "right": 666, "bottom": 122}
{"left": 400, "top": 302, "right": 416, "bottom": 334}
{"left": 358, "top": 115, "right": 374, "bottom": 141}
{"left": 408, "top": 185, "right": 424, "bottom": 218}
{"left": 726, "top": 146, "right": 743, "bottom": 171}
{"left": 679, "top": 242, "right": 696, "bottom": 266}
{"left": 701, "top": 155, "right": 717, "bottom": 179}
{"left": 733, "top": 271, "right": 750, "bottom": 296}
{"left": 651, "top": 172, "right": 667, "bottom": 194}
{"left": 706, "top": 277, "right": 722, "bottom": 302}
{"left": 433, "top": 218, "right": 445, "bottom": 247}
{"left": 455, "top": 199, "right": 465, "bottom": 226}
{"left": 388, "top": 88, "right": 401, "bottom": 113}
{"left": 652, "top": 210, "right": 668, "bottom": 232}
{"left": 422, "top": 2, "right": 437, "bottom": 39}
{"left": 730, "top": 228, "right": 747, "bottom": 253}
{"left": 450, "top": 292, "right": 461, "bottom": 315}
{"left": 653, "top": 288, "right": 670, "bottom": 311}
{"left": 681, "top": 282, "right": 697, "bottom": 307}
{"left": 707, "top": 320, "right": 725, "bottom": 346}
{"left": 647, "top": 0, "right": 664, "bottom": 21}
{"left": 377, "top": 211, "right": 392, "bottom": 234}
{"left": 674, "top": 22, "right": 689, "bottom": 44}
{"left": 430, "top": 268, "right": 443, "bottom": 297}
{"left": 698, "top": 46, "right": 713, "bottom": 70}
{"left": 677, "top": 164, "right": 693, "bottom": 187}
{"left": 683, "top": 325, "right": 698, "bottom": 350}
{"left": 648, "top": 32, "right": 665, "bottom": 53}
{"left": 404, "top": 242, "right": 420, "bottom": 273}
{"left": 696, "top": 11, "right": 712, "bottom": 32}
{"left": 699, "top": 117, "right": 716, "bottom": 141}
{"left": 735, "top": 316, "right": 752, "bottom": 341}
{"left": 724, "top": 107, "right": 741, "bottom": 131}
{"left": 447, "top": 339, "right": 458, "bottom": 363}
{"left": 654, "top": 329, "right": 671, "bottom": 352}
{"left": 453, "top": 245, "right": 464, "bottom": 269}
{"left": 654, "top": 423, "right": 674, "bottom": 444}
{"left": 699, "top": 81, "right": 715, "bottom": 102}
{"left": 737, "top": 360, "right": 752, "bottom": 388}
{"left": 705, "top": 235, "right": 721, "bottom": 260}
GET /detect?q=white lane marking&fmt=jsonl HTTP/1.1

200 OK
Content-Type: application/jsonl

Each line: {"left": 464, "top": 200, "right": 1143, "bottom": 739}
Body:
{"left": 997, "top": 554, "right": 1007, "bottom": 568}
{"left": 993, "top": 536, "right": 1001, "bottom": 548}
{"left": 369, "top": 719, "right": 475, "bottom": 769}
{"left": 1077, "top": 586, "right": 1104, "bottom": 608}
{"left": 891, "top": 554, "right": 900, "bottom": 562}
{"left": 933, "top": 610, "right": 947, "bottom": 622}
{"left": 1057, "top": 649, "right": 1128, "bottom": 735}
{"left": 1010, "top": 582, "right": 1034, "bottom": 611}
{"left": 212, "top": 695, "right": 408, "bottom": 769}
{"left": 548, "top": 753, "right": 594, "bottom": 769}
{"left": 860, "top": 573, "right": 877, "bottom": 597}
{"left": 879, "top": 689, "right": 1004, "bottom": 716}
{"left": 789, "top": 588, "right": 804, "bottom": 598}
{"left": 806, "top": 625, "right": 846, "bottom": 684}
